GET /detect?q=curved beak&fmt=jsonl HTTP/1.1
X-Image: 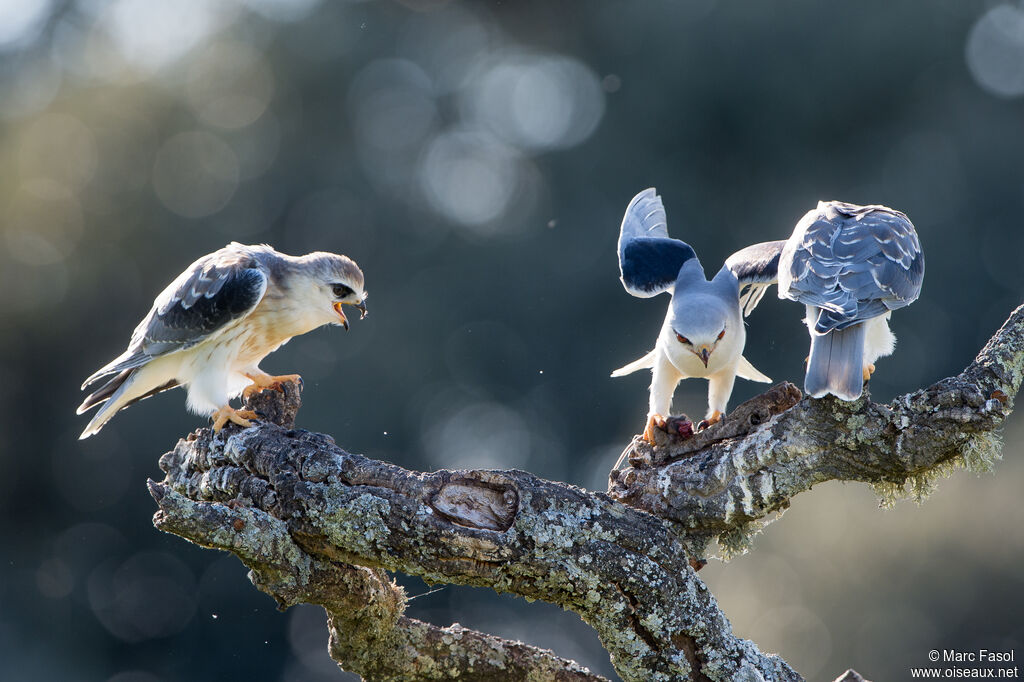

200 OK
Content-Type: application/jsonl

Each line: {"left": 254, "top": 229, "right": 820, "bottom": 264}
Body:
{"left": 697, "top": 346, "right": 711, "bottom": 368}
{"left": 332, "top": 302, "right": 350, "bottom": 331}
{"left": 333, "top": 300, "right": 368, "bottom": 330}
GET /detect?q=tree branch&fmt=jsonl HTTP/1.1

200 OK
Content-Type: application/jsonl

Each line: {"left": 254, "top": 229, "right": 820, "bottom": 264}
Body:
{"left": 148, "top": 479, "right": 601, "bottom": 681}
{"left": 150, "top": 416, "right": 796, "bottom": 681}
{"left": 149, "top": 303, "right": 1023, "bottom": 681}
{"left": 608, "top": 302, "right": 1023, "bottom": 557}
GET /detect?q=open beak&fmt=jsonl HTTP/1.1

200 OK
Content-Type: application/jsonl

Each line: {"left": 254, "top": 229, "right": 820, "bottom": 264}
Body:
{"left": 697, "top": 346, "right": 711, "bottom": 367}
{"left": 333, "top": 302, "right": 350, "bottom": 331}
{"left": 333, "top": 300, "right": 367, "bottom": 330}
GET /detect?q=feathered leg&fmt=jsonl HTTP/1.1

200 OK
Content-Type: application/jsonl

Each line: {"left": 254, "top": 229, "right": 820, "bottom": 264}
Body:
{"left": 700, "top": 366, "right": 737, "bottom": 429}
{"left": 862, "top": 313, "right": 895, "bottom": 373}
{"left": 644, "top": 352, "right": 683, "bottom": 444}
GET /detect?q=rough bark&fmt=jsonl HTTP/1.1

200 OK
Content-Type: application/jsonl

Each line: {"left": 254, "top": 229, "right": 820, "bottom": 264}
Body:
{"left": 149, "top": 477, "right": 600, "bottom": 681}
{"left": 151, "top": 421, "right": 795, "bottom": 681}
{"left": 608, "top": 304, "right": 1022, "bottom": 558}
{"left": 149, "top": 303, "right": 1024, "bottom": 681}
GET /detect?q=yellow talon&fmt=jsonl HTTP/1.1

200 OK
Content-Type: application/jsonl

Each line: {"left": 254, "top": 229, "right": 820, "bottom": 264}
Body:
{"left": 863, "top": 364, "right": 876, "bottom": 382}
{"left": 643, "top": 414, "right": 667, "bottom": 444}
{"left": 243, "top": 372, "right": 303, "bottom": 399}
{"left": 211, "top": 406, "right": 258, "bottom": 432}
{"left": 697, "top": 410, "right": 723, "bottom": 431}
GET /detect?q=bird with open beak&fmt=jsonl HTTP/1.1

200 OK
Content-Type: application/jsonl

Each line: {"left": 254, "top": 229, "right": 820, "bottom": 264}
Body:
{"left": 78, "top": 242, "right": 367, "bottom": 438}
{"left": 612, "top": 189, "right": 772, "bottom": 444}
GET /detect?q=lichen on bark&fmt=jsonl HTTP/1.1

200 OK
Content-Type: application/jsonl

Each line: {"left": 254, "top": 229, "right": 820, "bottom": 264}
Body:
{"left": 149, "top": 303, "right": 1024, "bottom": 681}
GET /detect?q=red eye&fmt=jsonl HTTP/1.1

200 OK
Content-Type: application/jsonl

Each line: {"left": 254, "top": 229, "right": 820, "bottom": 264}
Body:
{"left": 717, "top": 329, "right": 726, "bottom": 341}
{"left": 676, "top": 333, "right": 690, "bottom": 344}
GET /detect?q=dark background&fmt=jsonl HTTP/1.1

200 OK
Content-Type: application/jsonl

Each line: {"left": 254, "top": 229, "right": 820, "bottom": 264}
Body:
{"left": 2, "top": 1, "right": 1023, "bottom": 680}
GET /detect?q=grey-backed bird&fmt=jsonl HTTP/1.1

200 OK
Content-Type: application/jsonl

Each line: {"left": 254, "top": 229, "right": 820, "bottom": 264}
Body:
{"left": 613, "top": 188, "right": 772, "bottom": 443}
{"left": 78, "top": 242, "right": 367, "bottom": 438}
{"left": 726, "top": 201, "right": 924, "bottom": 400}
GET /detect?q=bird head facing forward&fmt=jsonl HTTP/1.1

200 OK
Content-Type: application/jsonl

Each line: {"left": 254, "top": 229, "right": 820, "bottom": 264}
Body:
{"left": 280, "top": 251, "right": 368, "bottom": 332}
{"left": 664, "top": 293, "right": 737, "bottom": 372}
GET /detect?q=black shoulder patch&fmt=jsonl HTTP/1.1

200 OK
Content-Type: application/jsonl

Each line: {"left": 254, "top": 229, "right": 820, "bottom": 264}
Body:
{"left": 620, "top": 237, "right": 697, "bottom": 295}
{"left": 726, "top": 240, "right": 786, "bottom": 285}
{"left": 143, "top": 267, "right": 266, "bottom": 355}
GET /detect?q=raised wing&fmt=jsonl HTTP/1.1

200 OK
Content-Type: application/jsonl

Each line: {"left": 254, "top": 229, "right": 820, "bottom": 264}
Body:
{"left": 782, "top": 201, "right": 924, "bottom": 333}
{"left": 617, "top": 188, "right": 697, "bottom": 297}
{"left": 82, "top": 246, "right": 268, "bottom": 387}
{"left": 725, "top": 240, "right": 787, "bottom": 316}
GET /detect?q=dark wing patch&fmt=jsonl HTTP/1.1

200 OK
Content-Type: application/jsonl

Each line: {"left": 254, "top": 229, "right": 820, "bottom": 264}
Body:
{"left": 620, "top": 237, "right": 697, "bottom": 297}
{"left": 725, "top": 240, "right": 787, "bottom": 285}
{"left": 81, "top": 245, "right": 272, "bottom": 389}
{"left": 140, "top": 264, "right": 267, "bottom": 356}
{"left": 785, "top": 201, "right": 924, "bottom": 333}
{"left": 725, "top": 240, "right": 787, "bottom": 316}
{"left": 617, "top": 188, "right": 698, "bottom": 297}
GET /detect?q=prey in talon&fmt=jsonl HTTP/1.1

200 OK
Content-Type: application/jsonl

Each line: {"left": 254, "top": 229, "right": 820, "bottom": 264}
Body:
{"left": 612, "top": 188, "right": 772, "bottom": 445}
{"left": 78, "top": 242, "right": 367, "bottom": 438}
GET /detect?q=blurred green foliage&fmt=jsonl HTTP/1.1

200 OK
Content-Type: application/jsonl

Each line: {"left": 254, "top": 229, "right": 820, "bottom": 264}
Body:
{"left": 1, "top": 1, "right": 1023, "bottom": 680}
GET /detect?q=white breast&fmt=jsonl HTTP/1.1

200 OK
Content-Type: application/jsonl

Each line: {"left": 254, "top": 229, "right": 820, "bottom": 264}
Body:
{"left": 175, "top": 296, "right": 333, "bottom": 415}
{"left": 178, "top": 322, "right": 254, "bottom": 414}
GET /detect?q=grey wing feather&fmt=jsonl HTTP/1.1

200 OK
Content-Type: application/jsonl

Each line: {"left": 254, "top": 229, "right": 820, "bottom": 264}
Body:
{"left": 784, "top": 202, "right": 923, "bottom": 333}
{"left": 81, "top": 246, "right": 269, "bottom": 388}
{"left": 618, "top": 188, "right": 697, "bottom": 298}
{"left": 725, "top": 240, "right": 787, "bottom": 316}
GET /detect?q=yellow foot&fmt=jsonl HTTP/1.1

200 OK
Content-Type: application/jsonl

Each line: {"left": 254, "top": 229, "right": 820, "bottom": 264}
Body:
{"left": 697, "top": 410, "right": 723, "bottom": 432}
{"left": 862, "top": 364, "right": 876, "bottom": 382}
{"left": 211, "top": 406, "right": 259, "bottom": 432}
{"left": 643, "top": 414, "right": 667, "bottom": 445}
{"left": 243, "top": 372, "right": 303, "bottom": 400}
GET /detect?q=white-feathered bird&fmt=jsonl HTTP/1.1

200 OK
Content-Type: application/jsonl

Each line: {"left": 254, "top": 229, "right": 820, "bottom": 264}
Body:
{"left": 78, "top": 242, "right": 367, "bottom": 439}
{"left": 726, "top": 201, "right": 924, "bottom": 400}
{"left": 612, "top": 188, "right": 772, "bottom": 443}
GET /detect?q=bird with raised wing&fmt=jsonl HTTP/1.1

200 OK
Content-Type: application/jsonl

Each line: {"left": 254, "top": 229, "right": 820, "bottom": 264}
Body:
{"left": 613, "top": 188, "right": 772, "bottom": 444}
{"left": 726, "top": 201, "right": 924, "bottom": 400}
{"left": 78, "top": 242, "right": 367, "bottom": 439}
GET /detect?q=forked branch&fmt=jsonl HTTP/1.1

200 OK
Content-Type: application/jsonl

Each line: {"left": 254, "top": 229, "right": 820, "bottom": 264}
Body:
{"left": 150, "top": 303, "right": 1024, "bottom": 681}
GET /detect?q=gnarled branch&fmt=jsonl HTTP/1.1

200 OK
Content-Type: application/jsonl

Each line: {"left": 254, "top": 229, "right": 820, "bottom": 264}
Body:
{"left": 608, "top": 303, "right": 1022, "bottom": 557}
{"left": 151, "top": 417, "right": 795, "bottom": 681}
{"left": 149, "top": 303, "right": 1023, "bottom": 681}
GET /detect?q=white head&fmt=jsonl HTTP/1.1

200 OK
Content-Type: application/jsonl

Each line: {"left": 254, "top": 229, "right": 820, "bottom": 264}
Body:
{"left": 285, "top": 252, "right": 368, "bottom": 330}
{"left": 668, "top": 294, "right": 731, "bottom": 368}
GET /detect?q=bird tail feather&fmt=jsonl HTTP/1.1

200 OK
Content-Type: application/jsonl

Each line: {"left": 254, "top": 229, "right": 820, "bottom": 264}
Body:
{"left": 78, "top": 371, "right": 137, "bottom": 439}
{"left": 77, "top": 369, "right": 132, "bottom": 415}
{"left": 611, "top": 348, "right": 658, "bottom": 377}
{"left": 804, "top": 324, "right": 865, "bottom": 400}
{"left": 81, "top": 350, "right": 147, "bottom": 390}
{"left": 736, "top": 355, "right": 771, "bottom": 383}
{"left": 77, "top": 370, "right": 180, "bottom": 439}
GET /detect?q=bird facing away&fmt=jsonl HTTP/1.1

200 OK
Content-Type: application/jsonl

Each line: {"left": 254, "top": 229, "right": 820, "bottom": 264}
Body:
{"left": 726, "top": 201, "right": 924, "bottom": 400}
{"left": 78, "top": 242, "right": 367, "bottom": 439}
{"left": 612, "top": 188, "right": 771, "bottom": 444}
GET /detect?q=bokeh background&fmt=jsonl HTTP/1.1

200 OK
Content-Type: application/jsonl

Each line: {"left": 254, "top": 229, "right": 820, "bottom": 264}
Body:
{"left": 2, "top": 1, "right": 1023, "bottom": 680}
